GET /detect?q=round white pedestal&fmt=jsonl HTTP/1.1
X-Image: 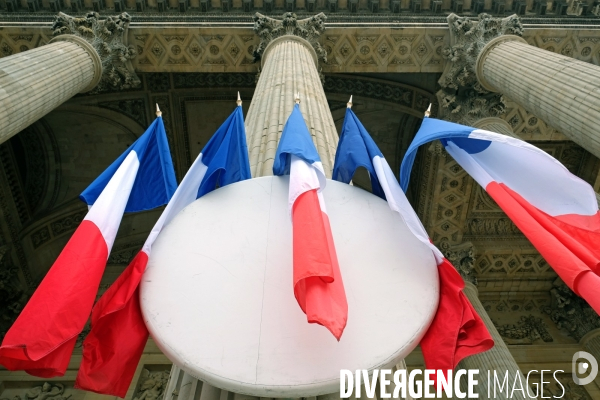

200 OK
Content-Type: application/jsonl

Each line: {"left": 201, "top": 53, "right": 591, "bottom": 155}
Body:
{"left": 140, "top": 176, "right": 438, "bottom": 397}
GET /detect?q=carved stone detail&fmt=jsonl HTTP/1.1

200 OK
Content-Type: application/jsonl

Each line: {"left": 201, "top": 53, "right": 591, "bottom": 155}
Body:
{"left": 543, "top": 279, "right": 600, "bottom": 341}
{"left": 439, "top": 241, "right": 477, "bottom": 285}
{"left": 437, "top": 13, "right": 524, "bottom": 125}
{"left": 107, "top": 240, "right": 144, "bottom": 265}
{"left": 98, "top": 99, "right": 147, "bottom": 128}
{"left": 497, "top": 315, "right": 553, "bottom": 344}
{"left": 52, "top": 12, "right": 140, "bottom": 93}
{"left": 18, "top": 383, "right": 71, "bottom": 400}
{"left": 132, "top": 369, "right": 170, "bottom": 400}
{"left": 252, "top": 12, "right": 327, "bottom": 64}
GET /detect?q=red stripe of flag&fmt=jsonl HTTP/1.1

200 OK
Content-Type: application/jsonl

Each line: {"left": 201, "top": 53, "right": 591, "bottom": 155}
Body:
{"left": 75, "top": 251, "right": 150, "bottom": 397}
{"left": 0, "top": 220, "right": 108, "bottom": 377}
{"left": 292, "top": 189, "right": 348, "bottom": 340}
{"left": 487, "top": 182, "right": 600, "bottom": 314}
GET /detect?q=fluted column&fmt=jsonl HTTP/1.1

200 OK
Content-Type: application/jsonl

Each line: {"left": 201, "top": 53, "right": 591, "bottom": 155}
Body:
{"left": 0, "top": 35, "right": 101, "bottom": 144}
{"left": 0, "top": 12, "right": 139, "bottom": 145}
{"left": 244, "top": 12, "right": 338, "bottom": 178}
{"left": 458, "top": 283, "right": 529, "bottom": 400}
{"left": 476, "top": 35, "right": 600, "bottom": 159}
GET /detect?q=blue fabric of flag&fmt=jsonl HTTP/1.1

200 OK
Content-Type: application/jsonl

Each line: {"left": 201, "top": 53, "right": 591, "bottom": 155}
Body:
{"left": 399, "top": 118, "right": 481, "bottom": 192}
{"left": 80, "top": 117, "right": 177, "bottom": 213}
{"left": 273, "top": 104, "right": 321, "bottom": 176}
{"left": 332, "top": 108, "right": 386, "bottom": 199}
{"left": 197, "top": 105, "right": 251, "bottom": 198}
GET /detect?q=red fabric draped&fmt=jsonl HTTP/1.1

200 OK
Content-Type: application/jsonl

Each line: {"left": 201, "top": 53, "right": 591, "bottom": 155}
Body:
{"left": 0, "top": 221, "right": 108, "bottom": 377}
{"left": 292, "top": 189, "right": 348, "bottom": 340}
{"left": 420, "top": 259, "right": 494, "bottom": 376}
{"left": 75, "top": 251, "right": 150, "bottom": 397}
{"left": 487, "top": 182, "right": 600, "bottom": 314}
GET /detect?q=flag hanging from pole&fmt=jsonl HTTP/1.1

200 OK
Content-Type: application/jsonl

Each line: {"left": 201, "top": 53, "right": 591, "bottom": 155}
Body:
{"left": 0, "top": 113, "right": 176, "bottom": 378}
{"left": 75, "top": 100, "right": 251, "bottom": 397}
{"left": 273, "top": 99, "right": 348, "bottom": 341}
{"left": 400, "top": 117, "right": 600, "bottom": 317}
{"left": 333, "top": 104, "right": 493, "bottom": 374}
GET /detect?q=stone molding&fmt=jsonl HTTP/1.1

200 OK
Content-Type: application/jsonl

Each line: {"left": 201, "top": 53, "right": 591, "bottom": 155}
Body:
{"left": 52, "top": 11, "right": 140, "bottom": 93}
{"left": 252, "top": 12, "right": 327, "bottom": 64}
{"left": 475, "top": 35, "right": 529, "bottom": 93}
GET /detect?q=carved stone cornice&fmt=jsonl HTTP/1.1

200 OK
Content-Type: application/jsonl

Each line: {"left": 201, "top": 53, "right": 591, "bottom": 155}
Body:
{"left": 252, "top": 12, "right": 327, "bottom": 64}
{"left": 52, "top": 12, "right": 140, "bottom": 93}
{"left": 437, "top": 13, "right": 524, "bottom": 125}
{"left": 439, "top": 240, "right": 477, "bottom": 285}
{"left": 497, "top": 315, "right": 553, "bottom": 344}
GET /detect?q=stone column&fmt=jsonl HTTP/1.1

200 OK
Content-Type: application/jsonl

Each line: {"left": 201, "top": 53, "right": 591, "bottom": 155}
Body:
{"left": 473, "top": 117, "right": 517, "bottom": 138}
{"left": 163, "top": 13, "right": 343, "bottom": 400}
{"left": 476, "top": 35, "right": 600, "bottom": 159}
{"left": 244, "top": 12, "right": 338, "bottom": 178}
{"left": 0, "top": 12, "right": 139, "bottom": 145}
{"left": 443, "top": 242, "right": 528, "bottom": 400}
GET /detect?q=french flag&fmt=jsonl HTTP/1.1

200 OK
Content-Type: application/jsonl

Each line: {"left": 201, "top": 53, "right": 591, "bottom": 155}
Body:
{"left": 273, "top": 101, "right": 348, "bottom": 341}
{"left": 0, "top": 111, "right": 176, "bottom": 378}
{"left": 333, "top": 104, "right": 493, "bottom": 375}
{"left": 75, "top": 100, "right": 251, "bottom": 397}
{"left": 401, "top": 117, "right": 600, "bottom": 317}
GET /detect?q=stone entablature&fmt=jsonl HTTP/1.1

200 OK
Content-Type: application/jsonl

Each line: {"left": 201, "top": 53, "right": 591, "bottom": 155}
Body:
{"left": 3, "top": 19, "right": 600, "bottom": 74}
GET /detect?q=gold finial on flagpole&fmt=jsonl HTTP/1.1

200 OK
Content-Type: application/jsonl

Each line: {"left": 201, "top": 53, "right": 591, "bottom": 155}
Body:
{"left": 424, "top": 103, "right": 432, "bottom": 118}
{"left": 236, "top": 91, "right": 242, "bottom": 106}
{"left": 156, "top": 103, "right": 162, "bottom": 117}
{"left": 347, "top": 95, "right": 353, "bottom": 109}
{"left": 294, "top": 92, "right": 300, "bottom": 104}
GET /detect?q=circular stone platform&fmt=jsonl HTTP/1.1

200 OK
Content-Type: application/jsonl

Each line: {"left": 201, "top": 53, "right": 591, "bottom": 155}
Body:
{"left": 140, "top": 176, "right": 439, "bottom": 397}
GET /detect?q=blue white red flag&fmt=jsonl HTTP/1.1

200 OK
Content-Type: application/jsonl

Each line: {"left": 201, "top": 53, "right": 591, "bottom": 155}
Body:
{"left": 401, "top": 117, "right": 600, "bottom": 316}
{"left": 333, "top": 107, "right": 493, "bottom": 376}
{"left": 274, "top": 103, "right": 348, "bottom": 341}
{"left": 0, "top": 116, "right": 176, "bottom": 379}
{"left": 75, "top": 103, "right": 251, "bottom": 397}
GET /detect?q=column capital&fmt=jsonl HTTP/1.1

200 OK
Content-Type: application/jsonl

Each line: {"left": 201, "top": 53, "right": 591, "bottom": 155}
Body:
{"left": 51, "top": 12, "right": 140, "bottom": 93}
{"left": 252, "top": 12, "right": 327, "bottom": 65}
{"left": 546, "top": 279, "right": 600, "bottom": 342}
{"left": 439, "top": 240, "right": 477, "bottom": 285}
{"left": 437, "top": 13, "right": 524, "bottom": 125}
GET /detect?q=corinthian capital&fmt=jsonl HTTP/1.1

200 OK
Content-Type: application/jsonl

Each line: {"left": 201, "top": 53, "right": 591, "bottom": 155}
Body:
{"left": 52, "top": 12, "right": 140, "bottom": 93}
{"left": 437, "top": 13, "right": 523, "bottom": 124}
{"left": 252, "top": 12, "right": 327, "bottom": 64}
{"left": 438, "top": 240, "right": 477, "bottom": 285}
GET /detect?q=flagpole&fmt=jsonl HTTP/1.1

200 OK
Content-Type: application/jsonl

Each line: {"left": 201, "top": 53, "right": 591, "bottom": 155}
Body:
{"left": 156, "top": 103, "right": 162, "bottom": 117}
{"left": 294, "top": 92, "right": 300, "bottom": 104}
{"left": 424, "top": 103, "right": 432, "bottom": 118}
{"left": 347, "top": 95, "right": 353, "bottom": 109}
{"left": 237, "top": 91, "right": 242, "bottom": 106}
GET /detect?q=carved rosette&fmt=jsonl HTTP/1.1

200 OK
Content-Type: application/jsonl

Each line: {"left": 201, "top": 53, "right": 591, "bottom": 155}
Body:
{"left": 437, "top": 13, "right": 523, "bottom": 125}
{"left": 252, "top": 12, "right": 327, "bottom": 64}
{"left": 52, "top": 12, "right": 140, "bottom": 93}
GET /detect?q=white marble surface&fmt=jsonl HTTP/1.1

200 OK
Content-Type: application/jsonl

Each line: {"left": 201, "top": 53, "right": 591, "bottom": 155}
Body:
{"left": 140, "top": 176, "right": 439, "bottom": 397}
